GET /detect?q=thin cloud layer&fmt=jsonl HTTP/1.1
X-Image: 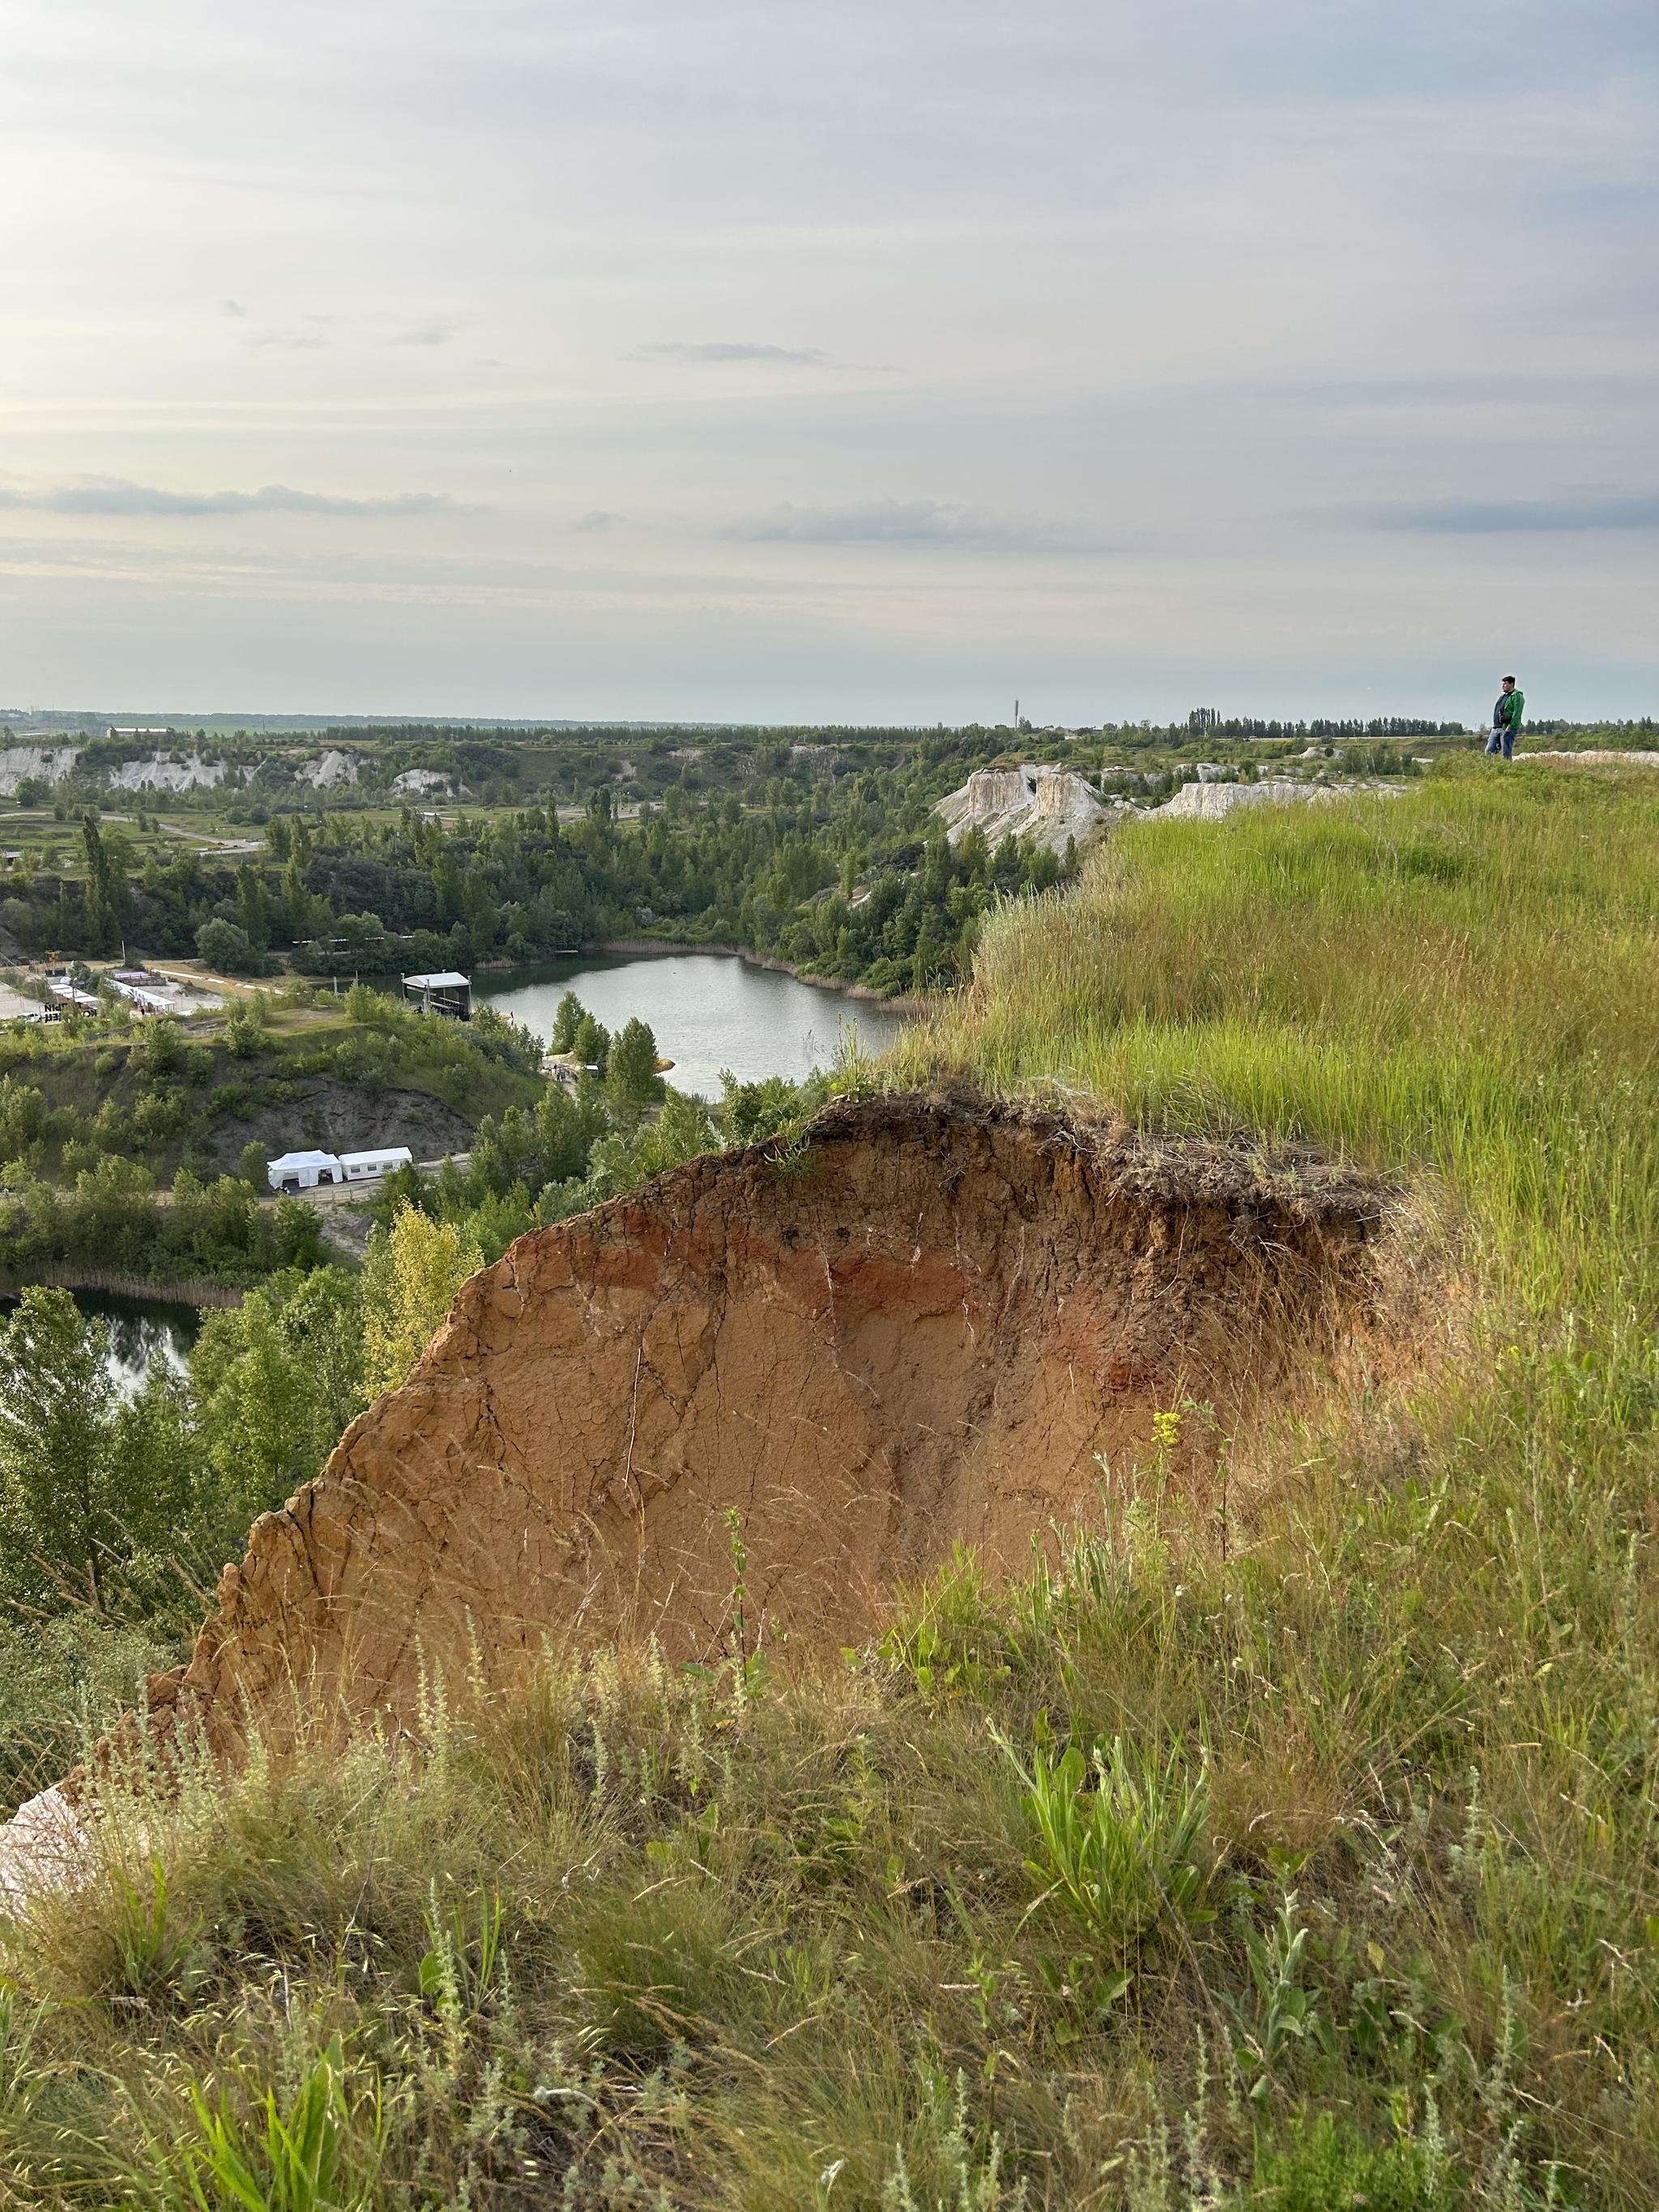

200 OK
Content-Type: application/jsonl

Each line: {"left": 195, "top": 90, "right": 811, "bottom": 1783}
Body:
{"left": 1355, "top": 492, "right": 1659, "bottom": 534}
{"left": 0, "top": 480, "right": 466, "bottom": 518}
{"left": 1, "top": 0, "right": 1653, "bottom": 714}
{"left": 637, "top": 342, "right": 830, "bottom": 365}
{"left": 723, "top": 499, "right": 1094, "bottom": 552}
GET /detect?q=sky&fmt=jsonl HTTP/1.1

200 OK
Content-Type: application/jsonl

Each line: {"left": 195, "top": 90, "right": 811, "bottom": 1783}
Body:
{"left": 2, "top": 0, "right": 1656, "bottom": 726}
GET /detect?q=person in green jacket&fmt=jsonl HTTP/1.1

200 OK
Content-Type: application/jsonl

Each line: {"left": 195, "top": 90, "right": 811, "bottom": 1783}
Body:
{"left": 1486, "top": 676, "right": 1525, "bottom": 759}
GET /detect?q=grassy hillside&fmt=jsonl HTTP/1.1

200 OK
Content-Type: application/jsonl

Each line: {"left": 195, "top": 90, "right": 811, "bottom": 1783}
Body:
{"left": 2, "top": 761, "right": 1656, "bottom": 2209}
{"left": 0, "top": 987, "right": 543, "bottom": 1287}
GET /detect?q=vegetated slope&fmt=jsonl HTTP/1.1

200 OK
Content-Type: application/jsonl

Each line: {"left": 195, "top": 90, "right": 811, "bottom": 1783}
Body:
{"left": 147, "top": 1091, "right": 1399, "bottom": 1759}
{"left": 4, "top": 761, "right": 1657, "bottom": 2211}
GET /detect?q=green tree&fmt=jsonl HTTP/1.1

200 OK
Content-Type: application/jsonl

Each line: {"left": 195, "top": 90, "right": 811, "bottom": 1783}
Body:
{"left": 237, "top": 863, "right": 272, "bottom": 952}
{"left": 360, "top": 1203, "right": 484, "bottom": 1400}
{"left": 283, "top": 854, "right": 318, "bottom": 941}
{"left": 79, "top": 813, "right": 122, "bottom": 956}
{"left": 237, "top": 1140, "right": 268, "bottom": 1189}
{"left": 196, "top": 918, "right": 264, "bottom": 976}
{"left": 190, "top": 1268, "right": 365, "bottom": 1531}
{"left": 224, "top": 1004, "right": 265, "bottom": 1059}
{"left": 549, "top": 990, "right": 584, "bottom": 1053}
{"left": 572, "top": 1011, "right": 610, "bottom": 1073}
{"left": 128, "top": 1016, "right": 181, "bottom": 1088}
{"left": 0, "top": 1289, "right": 190, "bottom": 1613}
{"left": 605, "top": 1016, "right": 664, "bottom": 1124}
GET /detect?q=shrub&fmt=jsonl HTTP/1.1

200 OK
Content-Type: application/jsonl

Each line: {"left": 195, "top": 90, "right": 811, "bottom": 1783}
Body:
{"left": 196, "top": 918, "right": 267, "bottom": 976}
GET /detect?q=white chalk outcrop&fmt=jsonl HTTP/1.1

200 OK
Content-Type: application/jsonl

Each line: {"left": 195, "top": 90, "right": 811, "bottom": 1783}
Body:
{"left": 105, "top": 754, "right": 227, "bottom": 793}
{"left": 1148, "top": 777, "right": 1343, "bottom": 822}
{"left": 0, "top": 746, "right": 79, "bottom": 795}
{"left": 295, "top": 750, "right": 360, "bottom": 790}
{"left": 0, "top": 1783, "right": 87, "bottom": 1910}
{"left": 935, "top": 764, "right": 1113, "bottom": 855}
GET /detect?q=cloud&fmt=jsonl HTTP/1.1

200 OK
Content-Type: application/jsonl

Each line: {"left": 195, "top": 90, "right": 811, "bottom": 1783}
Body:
{"left": 388, "top": 323, "right": 452, "bottom": 347}
{"left": 0, "top": 479, "right": 468, "bottom": 518}
{"left": 721, "top": 498, "right": 1094, "bottom": 552}
{"left": 248, "top": 324, "right": 328, "bottom": 350}
{"left": 220, "top": 298, "right": 248, "bottom": 318}
{"left": 574, "top": 510, "right": 623, "bottom": 533}
{"left": 637, "top": 341, "right": 830, "bottom": 365}
{"left": 1352, "top": 491, "right": 1659, "bottom": 532}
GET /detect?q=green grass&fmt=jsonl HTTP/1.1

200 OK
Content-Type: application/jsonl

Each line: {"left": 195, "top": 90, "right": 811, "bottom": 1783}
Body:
{"left": 1, "top": 762, "right": 1655, "bottom": 2207}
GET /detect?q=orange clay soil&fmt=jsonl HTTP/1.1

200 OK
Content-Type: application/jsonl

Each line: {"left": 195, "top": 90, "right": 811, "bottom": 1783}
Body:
{"left": 142, "top": 1090, "right": 1405, "bottom": 1758}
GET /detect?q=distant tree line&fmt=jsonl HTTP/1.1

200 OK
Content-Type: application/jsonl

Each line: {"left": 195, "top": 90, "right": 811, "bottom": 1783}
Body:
{"left": 0, "top": 731, "right": 1076, "bottom": 995}
{"left": 1185, "top": 710, "right": 1467, "bottom": 739}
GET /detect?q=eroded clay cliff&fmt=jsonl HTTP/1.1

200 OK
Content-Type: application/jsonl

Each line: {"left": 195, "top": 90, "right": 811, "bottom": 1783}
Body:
{"left": 138, "top": 1091, "right": 1397, "bottom": 1756}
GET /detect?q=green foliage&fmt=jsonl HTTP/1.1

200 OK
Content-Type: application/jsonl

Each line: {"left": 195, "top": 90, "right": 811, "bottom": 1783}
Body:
{"left": 223, "top": 1007, "right": 265, "bottom": 1059}
{"left": 0, "top": 1286, "right": 192, "bottom": 1614}
{"left": 0, "top": 1074, "right": 48, "bottom": 1158}
{"left": 359, "top": 1204, "right": 483, "bottom": 1399}
{"left": 535, "top": 1087, "right": 723, "bottom": 1223}
{"left": 196, "top": 918, "right": 267, "bottom": 977}
{"left": 189, "top": 1268, "right": 365, "bottom": 1524}
{"left": 130, "top": 1016, "right": 181, "bottom": 1087}
{"left": 999, "top": 1728, "right": 1212, "bottom": 1968}
{"left": 1229, "top": 1891, "right": 1333, "bottom": 2102}
{"left": 0, "top": 1610, "right": 177, "bottom": 1805}
{"left": 174, "top": 2035, "right": 374, "bottom": 2212}
{"left": 881, "top": 1548, "right": 1017, "bottom": 1702}
{"left": 1248, "top": 2109, "right": 1461, "bottom": 2211}
{"left": 605, "top": 1013, "right": 665, "bottom": 1123}
{"left": 571, "top": 1008, "right": 609, "bottom": 1073}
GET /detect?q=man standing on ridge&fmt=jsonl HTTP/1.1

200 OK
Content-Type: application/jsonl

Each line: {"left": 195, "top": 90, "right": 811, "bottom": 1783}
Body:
{"left": 1486, "top": 675, "right": 1525, "bottom": 759}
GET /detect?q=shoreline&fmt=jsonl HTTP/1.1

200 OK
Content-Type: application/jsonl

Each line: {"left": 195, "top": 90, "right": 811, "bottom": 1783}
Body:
{"left": 588, "top": 938, "right": 933, "bottom": 1018}
{"left": 0, "top": 1266, "right": 244, "bottom": 1309}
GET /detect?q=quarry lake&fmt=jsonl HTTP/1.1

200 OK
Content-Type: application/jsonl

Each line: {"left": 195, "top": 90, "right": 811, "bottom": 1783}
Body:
{"left": 475, "top": 950, "right": 909, "bottom": 1095}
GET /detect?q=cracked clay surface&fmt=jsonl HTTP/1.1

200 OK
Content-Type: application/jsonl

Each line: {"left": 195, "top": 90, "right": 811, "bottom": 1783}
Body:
{"left": 163, "top": 1091, "right": 1395, "bottom": 1750}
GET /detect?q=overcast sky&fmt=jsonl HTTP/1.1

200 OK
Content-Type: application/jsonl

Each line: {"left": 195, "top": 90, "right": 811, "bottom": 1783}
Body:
{"left": 2, "top": 0, "right": 1655, "bottom": 723}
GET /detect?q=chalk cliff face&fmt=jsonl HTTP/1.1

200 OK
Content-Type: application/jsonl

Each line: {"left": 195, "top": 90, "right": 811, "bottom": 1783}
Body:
{"left": 160, "top": 1094, "right": 1390, "bottom": 1754}
{"left": 934, "top": 765, "right": 1114, "bottom": 855}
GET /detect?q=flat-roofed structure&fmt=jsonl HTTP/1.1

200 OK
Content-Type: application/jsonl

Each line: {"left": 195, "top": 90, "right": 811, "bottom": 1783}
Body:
{"left": 339, "top": 1147, "right": 414, "bottom": 1183}
{"left": 403, "top": 970, "right": 471, "bottom": 1021}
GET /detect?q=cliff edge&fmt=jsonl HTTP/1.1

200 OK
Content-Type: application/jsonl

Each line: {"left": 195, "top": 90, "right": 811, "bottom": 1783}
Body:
{"left": 126, "top": 1091, "right": 1397, "bottom": 1759}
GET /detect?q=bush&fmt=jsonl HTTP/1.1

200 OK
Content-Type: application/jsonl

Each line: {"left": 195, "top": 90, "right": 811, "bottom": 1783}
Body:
{"left": 224, "top": 1008, "right": 265, "bottom": 1059}
{"left": 195, "top": 918, "right": 267, "bottom": 977}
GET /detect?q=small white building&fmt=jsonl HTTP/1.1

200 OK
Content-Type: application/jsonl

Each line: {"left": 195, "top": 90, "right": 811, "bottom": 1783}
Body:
{"left": 402, "top": 970, "right": 471, "bottom": 1021}
{"left": 339, "top": 1147, "right": 413, "bottom": 1183}
{"left": 267, "top": 1150, "right": 343, "bottom": 1193}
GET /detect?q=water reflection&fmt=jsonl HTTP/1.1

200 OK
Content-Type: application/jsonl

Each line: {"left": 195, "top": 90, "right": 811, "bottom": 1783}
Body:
{"left": 0, "top": 1290, "right": 199, "bottom": 1397}
{"left": 476, "top": 950, "right": 907, "bottom": 1097}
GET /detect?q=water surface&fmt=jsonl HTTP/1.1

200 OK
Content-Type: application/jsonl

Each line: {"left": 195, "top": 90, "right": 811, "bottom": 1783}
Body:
{"left": 0, "top": 1289, "right": 199, "bottom": 1397}
{"left": 476, "top": 951, "right": 906, "bottom": 1097}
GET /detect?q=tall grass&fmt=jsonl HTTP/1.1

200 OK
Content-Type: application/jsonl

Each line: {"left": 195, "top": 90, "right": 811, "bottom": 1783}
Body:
{"left": 1, "top": 763, "right": 1655, "bottom": 2208}
{"left": 894, "top": 761, "right": 1659, "bottom": 1334}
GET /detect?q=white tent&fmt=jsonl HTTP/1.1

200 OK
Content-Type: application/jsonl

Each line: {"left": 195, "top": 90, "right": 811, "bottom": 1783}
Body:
{"left": 267, "top": 1149, "right": 343, "bottom": 1192}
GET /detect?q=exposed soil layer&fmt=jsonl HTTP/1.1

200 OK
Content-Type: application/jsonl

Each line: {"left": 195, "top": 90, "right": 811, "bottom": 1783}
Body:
{"left": 198, "top": 1080, "right": 476, "bottom": 1175}
{"left": 151, "top": 1091, "right": 1397, "bottom": 1758}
